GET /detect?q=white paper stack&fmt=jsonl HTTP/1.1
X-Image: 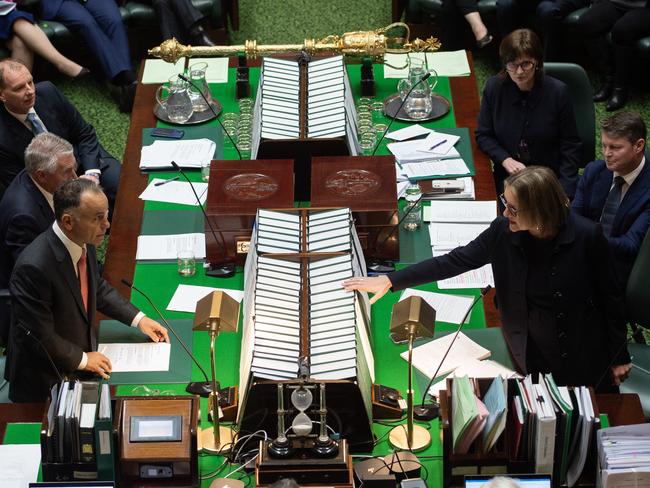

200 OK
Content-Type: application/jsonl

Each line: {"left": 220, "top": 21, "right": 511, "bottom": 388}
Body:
{"left": 307, "top": 56, "right": 346, "bottom": 138}
{"left": 260, "top": 57, "right": 301, "bottom": 140}
{"left": 256, "top": 209, "right": 301, "bottom": 254}
{"left": 307, "top": 208, "right": 351, "bottom": 252}
{"left": 251, "top": 256, "right": 302, "bottom": 379}
{"left": 139, "top": 138, "right": 216, "bottom": 170}
{"left": 308, "top": 254, "right": 357, "bottom": 380}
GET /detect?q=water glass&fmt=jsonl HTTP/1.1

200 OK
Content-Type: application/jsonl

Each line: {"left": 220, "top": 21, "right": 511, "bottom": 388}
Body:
{"left": 188, "top": 62, "right": 212, "bottom": 112}
{"left": 359, "top": 131, "right": 377, "bottom": 155}
{"left": 177, "top": 250, "right": 196, "bottom": 276}
{"left": 201, "top": 160, "right": 210, "bottom": 182}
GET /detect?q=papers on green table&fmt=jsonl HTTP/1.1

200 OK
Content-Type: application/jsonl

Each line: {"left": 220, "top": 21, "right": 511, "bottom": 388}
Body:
{"left": 142, "top": 58, "right": 185, "bottom": 84}
{"left": 399, "top": 288, "right": 474, "bottom": 324}
{"left": 0, "top": 444, "right": 41, "bottom": 487}
{"left": 452, "top": 375, "right": 488, "bottom": 454}
{"left": 428, "top": 358, "right": 520, "bottom": 398}
{"left": 140, "top": 138, "right": 216, "bottom": 170}
{"left": 97, "top": 342, "right": 171, "bottom": 372}
{"left": 139, "top": 178, "right": 208, "bottom": 206}
{"left": 403, "top": 331, "right": 491, "bottom": 380}
{"left": 136, "top": 232, "right": 206, "bottom": 261}
{"left": 384, "top": 51, "right": 471, "bottom": 78}
{"left": 142, "top": 57, "right": 229, "bottom": 84}
{"left": 167, "top": 283, "right": 244, "bottom": 313}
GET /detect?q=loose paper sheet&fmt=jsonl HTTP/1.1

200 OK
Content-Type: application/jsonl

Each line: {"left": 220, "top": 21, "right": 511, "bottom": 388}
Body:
{"left": 0, "top": 444, "right": 41, "bottom": 488}
{"left": 139, "top": 178, "right": 208, "bottom": 206}
{"left": 400, "top": 288, "right": 474, "bottom": 324}
{"left": 167, "top": 284, "right": 244, "bottom": 313}
{"left": 136, "top": 233, "right": 206, "bottom": 260}
{"left": 142, "top": 58, "right": 185, "bottom": 84}
{"left": 97, "top": 342, "right": 171, "bottom": 372}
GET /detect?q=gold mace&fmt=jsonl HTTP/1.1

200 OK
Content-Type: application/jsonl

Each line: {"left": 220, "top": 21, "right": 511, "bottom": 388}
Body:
{"left": 148, "top": 22, "right": 441, "bottom": 64}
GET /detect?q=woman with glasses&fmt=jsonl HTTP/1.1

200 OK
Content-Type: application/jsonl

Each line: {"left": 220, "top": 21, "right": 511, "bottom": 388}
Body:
{"left": 343, "top": 167, "right": 632, "bottom": 392}
{"left": 475, "top": 28, "right": 581, "bottom": 199}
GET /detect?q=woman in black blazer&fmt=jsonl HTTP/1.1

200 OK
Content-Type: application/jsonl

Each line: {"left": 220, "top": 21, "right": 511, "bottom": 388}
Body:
{"left": 475, "top": 29, "right": 581, "bottom": 199}
{"left": 343, "top": 167, "right": 632, "bottom": 392}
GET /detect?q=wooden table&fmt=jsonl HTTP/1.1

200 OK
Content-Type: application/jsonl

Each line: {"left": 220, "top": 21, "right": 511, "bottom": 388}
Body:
{"left": 103, "top": 53, "right": 501, "bottom": 325}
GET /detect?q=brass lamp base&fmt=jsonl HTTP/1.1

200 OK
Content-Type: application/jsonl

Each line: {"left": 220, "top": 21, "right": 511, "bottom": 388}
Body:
{"left": 388, "top": 424, "right": 431, "bottom": 452}
{"left": 200, "top": 425, "right": 234, "bottom": 454}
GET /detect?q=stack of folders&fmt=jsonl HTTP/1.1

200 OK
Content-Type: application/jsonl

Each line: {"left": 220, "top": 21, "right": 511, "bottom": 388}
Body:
{"left": 43, "top": 381, "right": 113, "bottom": 475}
{"left": 509, "top": 374, "right": 596, "bottom": 486}
{"left": 307, "top": 208, "right": 352, "bottom": 252}
{"left": 451, "top": 375, "right": 507, "bottom": 455}
{"left": 307, "top": 56, "right": 346, "bottom": 139}
{"left": 309, "top": 254, "right": 356, "bottom": 380}
{"left": 260, "top": 57, "right": 301, "bottom": 140}
{"left": 597, "top": 423, "right": 650, "bottom": 488}
{"left": 256, "top": 209, "right": 301, "bottom": 254}
{"left": 251, "top": 255, "right": 301, "bottom": 380}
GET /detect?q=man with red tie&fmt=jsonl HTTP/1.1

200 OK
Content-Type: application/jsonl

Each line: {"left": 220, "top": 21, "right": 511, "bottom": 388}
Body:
{"left": 6, "top": 179, "right": 169, "bottom": 402}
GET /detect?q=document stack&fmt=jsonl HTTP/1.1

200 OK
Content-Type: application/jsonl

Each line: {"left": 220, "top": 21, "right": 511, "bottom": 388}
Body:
{"left": 441, "top": 374, "right": 601, "bottom": 487}
{"left": 251, "top": 55, "right": 359, "bottom": 159}
{"left": 237, "top": 207, "right": 376, "bottom": 451}
{"left": 597, "top": 423, "right": 650, "bottom": 488}
{"left": 41, "top": 380, "right": 114, "bottom": 481}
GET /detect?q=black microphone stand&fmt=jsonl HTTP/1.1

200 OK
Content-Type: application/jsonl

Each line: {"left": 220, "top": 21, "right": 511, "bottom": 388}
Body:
{"left": 414, "top": 285, "right": 493, "bottom": 420}
{"left": 122, "top": 279, "right": 215, "bottom": 396}
{"left": 170, "top": 160, "right": 236, "bottom": 278}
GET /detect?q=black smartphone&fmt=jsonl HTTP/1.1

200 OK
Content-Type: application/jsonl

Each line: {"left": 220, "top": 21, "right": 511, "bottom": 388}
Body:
{"left": 151, "top": 128, "right": 185, "bottom": 139}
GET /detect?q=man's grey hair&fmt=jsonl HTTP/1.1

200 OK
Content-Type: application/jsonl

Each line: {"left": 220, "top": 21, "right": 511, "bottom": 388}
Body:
{"left": 24, "top": 133, "right": 75, "bottom": 175}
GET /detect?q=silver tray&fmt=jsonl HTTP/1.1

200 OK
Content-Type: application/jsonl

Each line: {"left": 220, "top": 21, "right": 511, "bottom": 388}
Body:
{"left": 154, "top": 100, "right": 222, "bottom": 125}
{"left": 383, "top": 92, "right": 450, "bottom": 122}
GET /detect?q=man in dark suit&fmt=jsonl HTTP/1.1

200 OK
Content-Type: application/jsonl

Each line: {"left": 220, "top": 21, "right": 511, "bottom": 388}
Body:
{"left": 572, "top": 111, "right": 650, "bottom": 286}
{"left": 6, "top": 179, "right": 169, "bottom": 402}
{"left": 0, "top": 133, "right": 77, "bottom": 345}
{"left": 0, "top": 59, "right": 120, "bottom": 212}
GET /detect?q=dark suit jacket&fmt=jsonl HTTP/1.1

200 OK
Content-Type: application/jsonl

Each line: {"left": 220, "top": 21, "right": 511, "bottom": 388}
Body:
{"left": 6, "top": 228, "right": 139, "bottom": 402}
{"left": 475, "top": 74, "right": 582, "bottom": 197}
{"left": 0, "top": 81, "right": 103, "bottom": 186}
{"left": 389, "top": 214, "right": 630, "bottom": 391}
{"left": 0, "top": 169, "right": 55, "bottom": 288}
{"left": 572, "top": 159, "right": 650, "bottom": 285}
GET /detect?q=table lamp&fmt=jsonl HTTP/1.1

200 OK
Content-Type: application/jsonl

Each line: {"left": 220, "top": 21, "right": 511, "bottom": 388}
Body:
{"left": 193, "top": 290, "right": 240, "bottom": 454}
{"left": 388, "top": 295, "right": 435, "bottom": 451}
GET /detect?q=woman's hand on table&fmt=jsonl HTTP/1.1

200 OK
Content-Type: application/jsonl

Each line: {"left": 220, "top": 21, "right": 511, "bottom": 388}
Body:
{"left": 611, "top": 363, "right": 633, "bottom": 386}
{"left": 342, "top": 275, "right": 392, "bottom": 304}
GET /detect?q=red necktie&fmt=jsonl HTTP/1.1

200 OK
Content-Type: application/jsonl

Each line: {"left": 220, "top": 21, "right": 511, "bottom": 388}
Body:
{"left": 78, "top": 248, "right": 88, "bottom": 312}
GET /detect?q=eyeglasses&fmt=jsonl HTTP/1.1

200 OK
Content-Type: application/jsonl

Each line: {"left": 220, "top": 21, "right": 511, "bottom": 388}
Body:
{"left": 499, "top": 193, "right": 519, "bottom": 216}
{"left": 505, "top": 60, "right": 535, "bottom": 73}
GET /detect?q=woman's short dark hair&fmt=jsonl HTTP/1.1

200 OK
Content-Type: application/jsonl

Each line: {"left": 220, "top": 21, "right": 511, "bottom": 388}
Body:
{"left": 505, "top": 166, "right": 569, "bottom": 232}
{"left": 498, "top": 29, "right": 544, "bottom": 83}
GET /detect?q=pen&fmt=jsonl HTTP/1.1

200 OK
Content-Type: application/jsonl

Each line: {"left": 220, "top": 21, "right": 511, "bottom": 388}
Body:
{"left": 428, "top": 139, "right": 447, "bottom": 151}
{"left": 154, "top": 176, "right": 180, "bottom": 186}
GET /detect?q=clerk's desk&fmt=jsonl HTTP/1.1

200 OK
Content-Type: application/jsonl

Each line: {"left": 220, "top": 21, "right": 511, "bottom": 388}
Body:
{"left": 1, "top": 55, "right": 643, "bottom": 485}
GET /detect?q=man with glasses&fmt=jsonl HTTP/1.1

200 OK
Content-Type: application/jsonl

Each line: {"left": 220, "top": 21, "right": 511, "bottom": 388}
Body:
{"left": 476, "top": 29, "right": 581, "bottom": 199}
{"left": 572, "top": 111, "right": 650, "bottom": 286}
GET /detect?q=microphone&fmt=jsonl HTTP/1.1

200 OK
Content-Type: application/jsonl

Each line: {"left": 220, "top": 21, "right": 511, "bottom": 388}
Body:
{"left": 178, "top": 73, "right": 242, "bottom": 160}
{"left": 17, "top": 322, "right": 64, "bottom": 384}
{"left": 170, "top": 160, "right": 235, "bottom": 278}
{"left": 121, "top": 278, "right": 214, "bottom": 396}
{"left": 413, "top": 285, "right": 493, "bottom": 420}
{"left": 371, "top": 72, "right": 432, "bottom": 157}
{"left": 367, "top": 188, "right": 433, "bottom": 274}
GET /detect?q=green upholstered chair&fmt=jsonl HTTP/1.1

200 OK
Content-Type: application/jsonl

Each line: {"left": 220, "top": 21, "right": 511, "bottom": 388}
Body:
{"left": 621, "top": 230, "right": 650, "bottom": 419}
{"left": 544, "top": 62, "right": 595, "bottom": 167}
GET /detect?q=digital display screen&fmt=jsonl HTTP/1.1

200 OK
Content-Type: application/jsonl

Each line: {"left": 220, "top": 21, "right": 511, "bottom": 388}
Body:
{"left": 466, "top": 475, "right": 552, "bottom": 488}
{"left": 138, "top": 419, "right": 174, "bottom": 438}
{"left": 130, "top": 415, "right": 182, "bottom": 442}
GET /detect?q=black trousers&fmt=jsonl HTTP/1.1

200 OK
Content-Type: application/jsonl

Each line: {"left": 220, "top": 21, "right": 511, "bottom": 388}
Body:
{"left": 575, "top": 1, "right": 650, "bottom": 86}
{"left": 150, "top": 0, "right": 205, "bottom": 42}
{"left": 442, "top": 0, "right": 480, "bottom": 16}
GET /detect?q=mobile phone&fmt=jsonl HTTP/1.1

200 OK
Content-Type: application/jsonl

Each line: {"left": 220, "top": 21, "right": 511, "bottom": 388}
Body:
{"left": 151, "top": 128, "right": 185, "bottom": 139}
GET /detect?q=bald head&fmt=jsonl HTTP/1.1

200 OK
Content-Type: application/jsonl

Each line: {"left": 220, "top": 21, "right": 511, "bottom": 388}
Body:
{"left": 0, "top": 59, "right": 35, "bottom": 114}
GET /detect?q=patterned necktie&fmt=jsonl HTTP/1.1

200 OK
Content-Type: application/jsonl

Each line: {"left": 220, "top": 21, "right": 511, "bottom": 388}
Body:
{"left": 600, "top": 175, "right": 625, "bottom": 237}
{"left": 77, "top": 248, "right": 89, "bottom": 313}
{"left": 26, "top": 112, "right": 45, "bottom": 135}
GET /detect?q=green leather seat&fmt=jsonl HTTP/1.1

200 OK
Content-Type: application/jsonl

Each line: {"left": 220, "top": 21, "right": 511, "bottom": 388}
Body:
{"left": 544, "top": 62, "right": 595, "bottom": 166}
{"left": 621, "top": 230, "right": 650, "bottom": 420}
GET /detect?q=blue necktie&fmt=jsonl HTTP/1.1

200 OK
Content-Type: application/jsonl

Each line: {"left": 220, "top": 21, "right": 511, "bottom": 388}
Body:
{"left": 26, "top": 112, "right": 45, "bottom": 135}
{"left": 600, "top": 175, "right": 625, "bottom": 237}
